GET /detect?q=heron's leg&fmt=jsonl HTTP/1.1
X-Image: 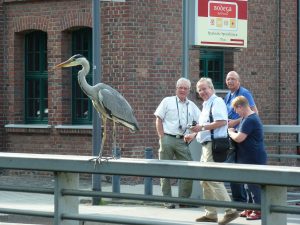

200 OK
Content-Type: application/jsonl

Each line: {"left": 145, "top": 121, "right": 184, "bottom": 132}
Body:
{"left": 90, "top": 116, "right": 107, "bottom": 165}
{"left": 96, "top": 116, "right": 114, "bottom": 163}
{"left": 112, "top": 121, "right": 117, "bottom": 155}
{"left": 97, "top": 116, "right": 107, "bottom": 162}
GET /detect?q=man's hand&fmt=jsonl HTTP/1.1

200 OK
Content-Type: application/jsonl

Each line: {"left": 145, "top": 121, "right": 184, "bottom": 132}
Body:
{"left": 184, "top": 133, "right": 197, "bottom": 144}
{"left": 228, "top": 118, "right": 241, "bottom": 128}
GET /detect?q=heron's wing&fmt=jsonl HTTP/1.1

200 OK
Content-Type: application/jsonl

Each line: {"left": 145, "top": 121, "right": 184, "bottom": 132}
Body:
{"left": 97, "top": 83, "right": 139, "bottom": 131}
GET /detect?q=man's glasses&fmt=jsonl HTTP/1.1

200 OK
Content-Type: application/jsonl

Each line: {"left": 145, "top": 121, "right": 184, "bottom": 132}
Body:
{"left": 177, "top": 86, "right": 189, "bottom": 91}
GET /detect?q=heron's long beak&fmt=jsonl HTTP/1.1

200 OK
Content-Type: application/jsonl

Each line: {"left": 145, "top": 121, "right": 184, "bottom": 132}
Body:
{"left": 54, "top": 58, "right": 78, "bottom": 69}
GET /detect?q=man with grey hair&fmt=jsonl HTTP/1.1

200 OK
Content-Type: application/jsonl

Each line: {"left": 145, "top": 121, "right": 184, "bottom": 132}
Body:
{"left": 185, "top": 77, "right": 239, "bottom": 225}
{"left": 154, "top": 77, "right": 200, "bottom": 209}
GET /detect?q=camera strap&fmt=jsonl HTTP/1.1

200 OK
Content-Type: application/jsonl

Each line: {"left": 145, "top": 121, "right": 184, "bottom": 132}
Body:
{"left": 176, "top": 97, "right": 189, "bottom": 134}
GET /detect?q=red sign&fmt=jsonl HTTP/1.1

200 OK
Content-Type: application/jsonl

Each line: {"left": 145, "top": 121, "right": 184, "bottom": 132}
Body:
{"left": 209, "top": 2, "right": 237, "bottom": 18}
{"left": 198, "top": 0, "right": 247, "bottom": 20}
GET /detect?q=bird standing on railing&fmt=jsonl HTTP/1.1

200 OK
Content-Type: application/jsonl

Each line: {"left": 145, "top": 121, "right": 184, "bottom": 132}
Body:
{"left": 55, "top": 54, "right": 139, "bottom": 163}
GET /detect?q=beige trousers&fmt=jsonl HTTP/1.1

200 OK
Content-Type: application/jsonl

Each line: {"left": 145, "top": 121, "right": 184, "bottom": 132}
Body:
{"left": 201, "top": 142, "right": 236, "bottom": 217}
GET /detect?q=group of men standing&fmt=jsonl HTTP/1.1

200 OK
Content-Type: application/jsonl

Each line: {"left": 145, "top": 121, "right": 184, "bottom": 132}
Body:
{"left": 154, "top": 71, "right": 267, "bottom": 225}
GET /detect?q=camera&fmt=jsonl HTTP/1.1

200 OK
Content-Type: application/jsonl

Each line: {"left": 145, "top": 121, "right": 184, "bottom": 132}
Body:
{"left": 187, "top": 120, "right": 197, "bottom": 128}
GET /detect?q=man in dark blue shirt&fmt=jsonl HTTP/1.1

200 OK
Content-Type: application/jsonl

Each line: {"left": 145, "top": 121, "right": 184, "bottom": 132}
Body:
{"left": 224, "top": 71, "right": 258, "bottom": 205}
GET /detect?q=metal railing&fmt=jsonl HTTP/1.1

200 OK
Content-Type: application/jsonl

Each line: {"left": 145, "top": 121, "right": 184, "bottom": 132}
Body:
{"left": 1, "top": 125, "right": 300, "bottom": 225}
{"left": 0, "top": 152, "right": 300, "bottom": 225}
{"left": 263, "top": 125, "right": 300, "bottom": 160}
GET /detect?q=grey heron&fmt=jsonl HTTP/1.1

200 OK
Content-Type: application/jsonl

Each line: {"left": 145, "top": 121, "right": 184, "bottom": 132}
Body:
{"left": 55, "top": 54, "right": 139, "bottom": 162}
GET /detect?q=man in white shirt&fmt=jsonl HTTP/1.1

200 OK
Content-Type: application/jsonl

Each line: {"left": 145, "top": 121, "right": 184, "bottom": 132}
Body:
{"left": 154, "top": 77, "right": 200, "bottom": 209}
{"left": 186, "top": 77, "right": 239, "bottom": 225}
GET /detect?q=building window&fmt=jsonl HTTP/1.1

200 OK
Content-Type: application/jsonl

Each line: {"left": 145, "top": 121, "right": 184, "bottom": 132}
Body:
{"left": 72, "top": 28, "right": 93, "bottom": 124}
{"left": 25, "top": 31, "right": 48, "bottom": 123}
{"left": 200, "top": 51, "right": 224, "bottom": 89}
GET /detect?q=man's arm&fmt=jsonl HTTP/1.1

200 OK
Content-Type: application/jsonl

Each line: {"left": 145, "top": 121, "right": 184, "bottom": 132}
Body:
{"left": 155, "top": 117, "right": 164, "bottom": 139}
{"left": 190, "top": 120, "right": 227, "bottom": 132}
{"left": 228, "top": 128, "right": 247, "bottom": 143}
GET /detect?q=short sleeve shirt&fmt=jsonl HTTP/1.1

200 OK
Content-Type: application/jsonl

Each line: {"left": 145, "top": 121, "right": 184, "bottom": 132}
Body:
{"left": 237, "top": 113, "right": 267, "bottom": 165}
{"left": 196, "top": 94, "right": 228, "bottom": 143}
{"left": 154, "top": 96, "right": 200, "bottom": 135}
{"left": 224, "top": 86, "right": 256, "bottom": 120}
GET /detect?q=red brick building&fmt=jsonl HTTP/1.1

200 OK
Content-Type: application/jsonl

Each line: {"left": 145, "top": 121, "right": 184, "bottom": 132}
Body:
{"left": 0, "top": 0, "right": 298, "bottom": 165}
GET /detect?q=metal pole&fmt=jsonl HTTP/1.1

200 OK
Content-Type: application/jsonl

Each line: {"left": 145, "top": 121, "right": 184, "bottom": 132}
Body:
{"left": 182, "top": 0, "right": 189, "bottom": 78}
{"left": 92, "top": 0, "right": 102, "bottom": 205}
{"left": 144, "top": 147, "right": 153, "bottom": 195}
{"left": 112, "top": 147, "right": 121, "bottom": 193}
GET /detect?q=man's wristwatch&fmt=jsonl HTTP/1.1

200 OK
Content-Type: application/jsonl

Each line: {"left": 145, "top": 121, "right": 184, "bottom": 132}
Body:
{"left": 201, "top": 125, "right": 205, "bottom": 131}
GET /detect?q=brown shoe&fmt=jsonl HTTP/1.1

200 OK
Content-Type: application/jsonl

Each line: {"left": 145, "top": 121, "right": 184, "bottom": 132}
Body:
{"left": 218, "top": 211, "right": 239, "bottom": 225}
{"left": 195, "top": 215, "right": 218, "bottom": 223}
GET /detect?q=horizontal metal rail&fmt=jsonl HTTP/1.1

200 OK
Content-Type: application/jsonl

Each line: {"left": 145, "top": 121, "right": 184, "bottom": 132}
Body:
{"left": 0, "top": 185, "right": 53, "bottom": 194}
{"left": 1, "top": 184, "right": 298, "bottom": 214}
{"left": 1, "top": 153, "right": 300, "bottom": 186}
{"left": 0, "top": 208, "right": 53, "bottom": 218}
{"left": 62, "top": 188, "right": 259, "bottom": 210}
{"left": 271, "top": 205, "right": 300, "bottom": 214}
{"left": 263, "top": 125, "right": 300, "bottom": 133}
{"left": 62, "top": 213, "right": 178, "bottom": 225}
{"left": 268, "top": 154, "right": 300, "bottom": 159}
{"left": 0, "top": 150, "right": 299, "bottom": 225}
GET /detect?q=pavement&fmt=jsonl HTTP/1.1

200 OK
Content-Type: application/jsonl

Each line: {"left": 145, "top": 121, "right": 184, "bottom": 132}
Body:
{"left": 0, "top": 175, "right": 300, "bottom": 225}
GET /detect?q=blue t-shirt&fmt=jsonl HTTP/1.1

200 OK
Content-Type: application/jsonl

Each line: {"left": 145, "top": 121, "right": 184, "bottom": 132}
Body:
{"left": 224, "top": 86, "right": 256, "bottom": 120}
{"left": 236, "top": 113, "right": 267, "bottom": 165}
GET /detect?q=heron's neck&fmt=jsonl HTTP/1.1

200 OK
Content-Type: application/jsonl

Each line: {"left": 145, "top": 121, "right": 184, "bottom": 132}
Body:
{"left": 78, "top": 60, "right": 93, "bottom": 97}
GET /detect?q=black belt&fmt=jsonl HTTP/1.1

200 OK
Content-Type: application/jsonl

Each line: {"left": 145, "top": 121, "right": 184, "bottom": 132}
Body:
{"left": 201, "top": 141, "right": 212, "bottom": 145}
{"left": 164, "top": 133, "right": 184, "bottom": 139}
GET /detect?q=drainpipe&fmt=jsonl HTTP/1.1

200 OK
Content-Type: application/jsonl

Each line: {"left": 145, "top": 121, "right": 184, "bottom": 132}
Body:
{"left": 276, "top": 0, "right": 281, "bottom": 157}
{"left": 182, "top": 0, "right": 189, "bottom": 78}
{"left": 276, "top": 0, "right": 281, "bottom": 125}
{"left": 297, "top": 0, "right": 300, "bottom": 149}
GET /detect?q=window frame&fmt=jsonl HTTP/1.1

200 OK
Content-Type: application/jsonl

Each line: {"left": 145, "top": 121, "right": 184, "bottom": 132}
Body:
{"left": 71, "top": 28, "right": 93, "bottom": 124}
{"left": 24, "top": 31, "right": 48, "bottom": 124}
{"left": 200, "top": 51, "right": 224, "bottom": 89}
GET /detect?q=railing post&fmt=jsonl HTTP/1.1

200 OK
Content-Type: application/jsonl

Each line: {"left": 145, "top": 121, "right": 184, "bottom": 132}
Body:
{"left": 112, "top": 147, "right": 121, "bottom": 193}
{"left": 54, "top": 172, "right": 79, "bottom": 225}
{"left": 144, "top": 147, "right": 153, "bottom": 195}
{"left": 261, "top": 185, "right": 287, "bottom": 225}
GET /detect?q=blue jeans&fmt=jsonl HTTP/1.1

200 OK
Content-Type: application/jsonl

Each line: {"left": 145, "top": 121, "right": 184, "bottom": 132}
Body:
{"left": 247, "top": 184, "right": 261, "bottom": 204}
{"left": 230, "top": 183, "right": 248, "bottom": 202}
{"left": 226, "top": 151, "right": 252, "bottom": 203}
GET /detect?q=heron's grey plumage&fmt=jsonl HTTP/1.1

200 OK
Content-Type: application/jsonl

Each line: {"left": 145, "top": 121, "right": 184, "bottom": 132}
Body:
{"left": 95, "top": 83, "right": 139, "bottom": 131}
{"left": 55, "top": 54, "right": 139, "bottom": 161}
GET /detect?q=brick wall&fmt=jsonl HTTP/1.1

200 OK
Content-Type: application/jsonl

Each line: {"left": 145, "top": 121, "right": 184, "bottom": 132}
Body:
{"left": 0, "top": 0, "right": 299, "bottom": 166}
{"left": 1, "top": 0, "right": 188, "bottom": 159}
